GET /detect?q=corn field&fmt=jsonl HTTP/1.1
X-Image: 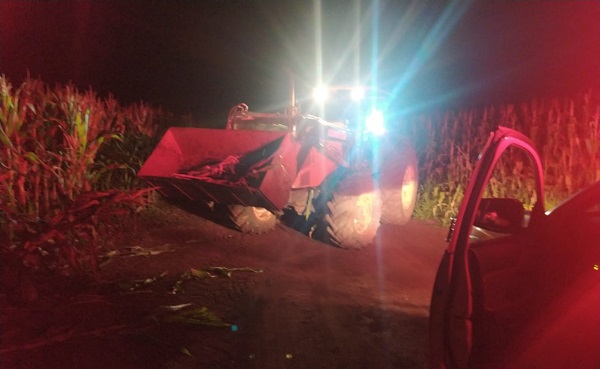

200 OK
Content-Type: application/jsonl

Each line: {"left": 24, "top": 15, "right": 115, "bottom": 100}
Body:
{"left": 406, "top": 90, "right": 600, "bottom": 224}
{"left": 0, "top": 76, "right": 164, "bottom": 275}
{"left": 1, "top": 75, "right": 598, "bottom": 275}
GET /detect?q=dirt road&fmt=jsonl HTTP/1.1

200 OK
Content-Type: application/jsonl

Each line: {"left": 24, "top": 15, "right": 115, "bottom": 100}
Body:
{"left": 1, "top": 205, "right": 448, "bottom": 369}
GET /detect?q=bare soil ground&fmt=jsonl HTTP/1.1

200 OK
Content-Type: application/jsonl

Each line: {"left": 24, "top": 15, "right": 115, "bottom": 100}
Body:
{"left": 1, "top": 204, "right": 448, "bottom": 369}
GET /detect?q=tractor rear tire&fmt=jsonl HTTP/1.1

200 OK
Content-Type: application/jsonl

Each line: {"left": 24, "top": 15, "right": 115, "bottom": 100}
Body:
{"left": 379, "top": 147, "right": 418, "bottom": 225}
{"left": 320, "top": 174, "right": 382, "bottom": 249}
{"left": 229, "top": 205, "right": 276, "bottom": 234}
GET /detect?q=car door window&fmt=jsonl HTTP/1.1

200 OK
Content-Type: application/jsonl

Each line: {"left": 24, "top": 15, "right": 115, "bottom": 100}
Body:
{"left": 484, "top": 146, "right": 537, "bottom": 209}
{"left": 470, "top": 146, "right": 538, "bottom": 242}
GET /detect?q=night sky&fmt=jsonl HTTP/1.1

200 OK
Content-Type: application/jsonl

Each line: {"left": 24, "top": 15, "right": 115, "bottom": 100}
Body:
{"left": 1, "top": 1, "right": 599, "bottom": 126}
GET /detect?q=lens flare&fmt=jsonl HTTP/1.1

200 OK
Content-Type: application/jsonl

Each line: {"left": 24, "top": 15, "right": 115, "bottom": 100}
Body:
{"left": 351, "top": 86, "right": 365, "bottom": 101}
{"left": 313, "top": 85, "right": 329, "bottom": 102}
{"left": 365, "top": 108, "right": 385, "bottom": 136}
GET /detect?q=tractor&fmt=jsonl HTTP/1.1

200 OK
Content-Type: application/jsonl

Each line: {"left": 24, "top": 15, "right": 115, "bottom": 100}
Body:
{"left": 138, "top": 84, "right": 418, "bottom": 248}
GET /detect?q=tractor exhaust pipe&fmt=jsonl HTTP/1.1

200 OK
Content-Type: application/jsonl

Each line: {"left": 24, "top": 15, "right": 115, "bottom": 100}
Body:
{"left": 287, "top": 68, "right": 295, "bottom": 109}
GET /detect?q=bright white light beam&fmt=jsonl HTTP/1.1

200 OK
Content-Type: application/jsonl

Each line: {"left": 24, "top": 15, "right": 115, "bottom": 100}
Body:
{"left": 351, "top": 86, "right": 365, "bottom": 101}
{"left": 365, "top": 108, "right": 386, "bottom": 136}
{"left": 313, "top": 85, "right": 329, "bottom": 102}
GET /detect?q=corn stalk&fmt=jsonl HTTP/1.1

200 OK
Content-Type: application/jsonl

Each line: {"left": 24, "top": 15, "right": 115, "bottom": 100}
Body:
{"left": 0, "top": 76, "right": 162, "bottom": 275}
{"left": 405, "top": 90, "right": 600, "bottom": 224}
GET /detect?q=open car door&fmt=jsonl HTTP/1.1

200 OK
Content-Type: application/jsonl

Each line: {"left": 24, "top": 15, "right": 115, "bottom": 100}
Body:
{"left": 429, "top": 126, "right": 545, "bottom": 369}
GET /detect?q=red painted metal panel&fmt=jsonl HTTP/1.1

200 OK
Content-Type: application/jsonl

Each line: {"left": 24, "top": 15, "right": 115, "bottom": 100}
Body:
{"left": 139, "top": 127, "right": 303, "bottom": 210}
{"left": 138, "top": 128, "right": 287, "bottom": 177}
{"left": 292, "top": 146, "right": 338, "bottom": 189}
{"left": 257, "top": 133, "right": 302, "bottom": 208}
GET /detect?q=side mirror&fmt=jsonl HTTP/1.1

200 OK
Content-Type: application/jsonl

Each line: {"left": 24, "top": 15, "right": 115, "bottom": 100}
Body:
{"left": 474, "top": 198, "right": 525, "bottom": 234}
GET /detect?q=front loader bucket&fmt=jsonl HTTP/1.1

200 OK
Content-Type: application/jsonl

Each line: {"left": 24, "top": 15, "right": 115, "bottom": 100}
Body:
{"left": 138, "top": 128, "right": 301, "bottom": 211}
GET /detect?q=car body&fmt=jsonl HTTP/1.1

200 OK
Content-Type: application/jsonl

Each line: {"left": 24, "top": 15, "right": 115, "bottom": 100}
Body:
{"left": 429, "top": 126, "right": 600, "bottom": 369}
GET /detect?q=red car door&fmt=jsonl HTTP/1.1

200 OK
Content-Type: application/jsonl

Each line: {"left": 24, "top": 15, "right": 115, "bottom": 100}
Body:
{"left": 429, "top": 126, "right": 545, "bottom": 369}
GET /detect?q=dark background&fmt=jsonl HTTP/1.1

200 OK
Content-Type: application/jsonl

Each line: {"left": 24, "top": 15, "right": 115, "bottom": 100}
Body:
{"left": 1, "top": 1, "right": 599, "bottom": 126}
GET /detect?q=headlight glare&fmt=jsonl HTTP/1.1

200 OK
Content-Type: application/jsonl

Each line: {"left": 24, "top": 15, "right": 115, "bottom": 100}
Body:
{"left": 365, "top": 108, "right": 386, "bottom": 136}
{"left": 313, "top": 85, "right": 329, "bottom": 103}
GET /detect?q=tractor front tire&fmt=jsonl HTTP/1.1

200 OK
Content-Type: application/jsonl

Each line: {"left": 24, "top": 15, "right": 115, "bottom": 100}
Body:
{"left": 323, "top": 188, "right": 382, "bottom": 249}
{"left": 379, "top": 147, "right": 418, "bottom": 225}
{"left": 229, "top": 205, "right": 276, "bottom": 234}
